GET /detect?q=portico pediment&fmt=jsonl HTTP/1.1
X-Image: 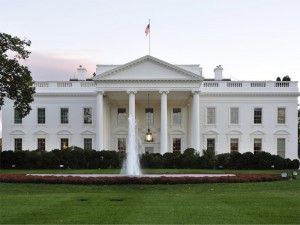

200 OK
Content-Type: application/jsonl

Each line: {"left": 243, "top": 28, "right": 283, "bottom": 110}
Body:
{"left": 94, "top": 55, "right": 203, "bottom": 81}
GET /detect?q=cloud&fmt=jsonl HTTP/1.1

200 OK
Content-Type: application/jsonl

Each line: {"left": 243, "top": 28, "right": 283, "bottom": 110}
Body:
{"left": 23, "top": 52, "right": 96, "bottom": 81}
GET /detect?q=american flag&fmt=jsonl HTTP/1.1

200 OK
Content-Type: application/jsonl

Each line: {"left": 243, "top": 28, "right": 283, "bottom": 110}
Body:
{"left": 145, "top": 23, "right": 150, "bottom": 35}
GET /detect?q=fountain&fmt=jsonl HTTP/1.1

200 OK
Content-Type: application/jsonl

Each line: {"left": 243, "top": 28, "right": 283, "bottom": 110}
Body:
{"left": 121, "top": 114, "right": 142, "bottom": 175}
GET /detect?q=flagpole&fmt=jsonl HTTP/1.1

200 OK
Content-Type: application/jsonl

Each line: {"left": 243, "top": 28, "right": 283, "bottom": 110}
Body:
{"left": 148, "top": 19, "right": 151, "bottom": 55}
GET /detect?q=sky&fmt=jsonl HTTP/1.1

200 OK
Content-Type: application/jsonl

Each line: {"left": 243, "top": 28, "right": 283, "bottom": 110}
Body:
{"left": 1, "top": 0, "right": 300, "bottom": 137}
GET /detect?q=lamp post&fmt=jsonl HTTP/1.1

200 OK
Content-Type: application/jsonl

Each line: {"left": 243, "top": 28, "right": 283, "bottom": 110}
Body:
{"left": 145, "top": 94, "right": 153, "bottom": 142}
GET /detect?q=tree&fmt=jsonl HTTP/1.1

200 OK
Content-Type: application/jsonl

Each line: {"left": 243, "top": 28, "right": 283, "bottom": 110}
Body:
{"left": 282, "top": 75, "right": 291, "bottom": 81}
{"left": 0, "top": 32, "right": 35, "bottom": 118}
{"left": 276, "top": 77, "right": 281, "bottom": 81}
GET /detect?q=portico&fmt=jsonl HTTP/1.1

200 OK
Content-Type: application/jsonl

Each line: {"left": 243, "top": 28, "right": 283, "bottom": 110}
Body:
{"left": 93, "top": 55, "right": 203, "bottom": 154}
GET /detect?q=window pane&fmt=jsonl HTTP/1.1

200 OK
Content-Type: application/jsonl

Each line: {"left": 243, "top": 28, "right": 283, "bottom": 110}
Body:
{"left": 230, "top": 107, "right": 239, "bottom": 124}
{"left": 118, "top": 108, "right": 127, "bottom": 125}
{"left": 37, "top": 108, "right": 46, "bottom": 124}
{"left": 254, "top": 138, "right": 262, "bottom": 154}
{"left": 207, "top": 138, "right": 215, "bottom": 151}
{"left": 173, "top": 138, "right": 181, "bottom": 154}
{"left": 145, "top": 108, "right": 154, "bottom": 124}
{"left": 37, "top": 138, "right": 46, "bottom": 151}
{"left": 60, "top": 108, "right": 69, "bottom": 124}
{"left": 84, "top": 108, "right": 92, "bottom": 124}
{"left": 84, "top": 138, "right": 92, "bottom": 150}
{"left": 61, "top": 138, "right": 69, "bottom": 150}
{"left": 207, "top": 107, "right": 216, "bottom": 124}
{"left": 14, "top": 138, "right": 22, "bottom": 151}
{"left": 277, "top": 108, "right": 285, "bottom": 124}
{"left": 254, "top": 108, "right": 262, "bottom": 124}
{"left": 14, "top": 109, "right": 22, "bottom": 124}
{"left": 230, "top": 138, "right": 239, "bottom": 153}
{"left": 277, "top": 138, "right": 285, "bottom": 158}
{"left": 118, "top": 138, "right": 126, "bottom": 152}
{"left": 172, "top": 108, "right": 181, "bottom": 125}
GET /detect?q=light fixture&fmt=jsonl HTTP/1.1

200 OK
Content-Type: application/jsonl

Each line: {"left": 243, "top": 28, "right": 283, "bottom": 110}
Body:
{"left": 145, "top": 93, "right": 153, "bottom": 142}
{"left": 292, "top": 171, "right": 298, "bottom": 179}
{"left": 280, "top": 172, "right": 288, "bottom": 179}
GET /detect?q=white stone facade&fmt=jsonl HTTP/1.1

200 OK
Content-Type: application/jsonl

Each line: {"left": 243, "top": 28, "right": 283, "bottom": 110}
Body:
{"left": 2, "top": 55, "right": 299, "bottom": 159}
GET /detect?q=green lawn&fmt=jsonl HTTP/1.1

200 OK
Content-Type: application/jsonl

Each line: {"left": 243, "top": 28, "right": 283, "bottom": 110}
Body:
{"left": 0, "top": 169, "right": 299, "bottom": 224}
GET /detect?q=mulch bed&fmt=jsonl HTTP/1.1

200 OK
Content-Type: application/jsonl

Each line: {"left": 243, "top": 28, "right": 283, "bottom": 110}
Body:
{"left": 0, "top": 173, "right": 283, "bottom": 185}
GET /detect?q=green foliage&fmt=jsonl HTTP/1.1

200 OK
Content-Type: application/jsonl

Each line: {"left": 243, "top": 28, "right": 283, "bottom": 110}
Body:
{"left": 276, "top": 76, "right": 281, "bottom": 81}
{"left": 282, "top": 75, "right": 291, "bottom": 81}
{"left": 0, "top": 32, "right": 35, "bottom": 117}
{"left": 1, "top": 148, "right": 299, "bottom": 170}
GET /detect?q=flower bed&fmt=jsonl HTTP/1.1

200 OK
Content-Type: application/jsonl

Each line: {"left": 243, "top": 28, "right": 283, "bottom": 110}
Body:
{"left": 0, "top": 173, "right": 283, "bottom": 185}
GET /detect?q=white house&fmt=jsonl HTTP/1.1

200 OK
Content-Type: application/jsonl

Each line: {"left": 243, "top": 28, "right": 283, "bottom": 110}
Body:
{"left": 2, "top": 55, "right": 299, "bottom": 159}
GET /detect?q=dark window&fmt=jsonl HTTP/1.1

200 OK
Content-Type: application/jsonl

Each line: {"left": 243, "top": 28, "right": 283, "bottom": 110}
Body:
{"left": 14, "top": 109, "right": 22, "bottom": 124}
{"left": 37, "top": 138, "right": 46, "bottom": 151}
{"left": 230, "top": 138, "right": 239, "bottom": 153}
{"left": 60, "top": 108, "right": 69, "bottom": 124}
{"left": 84, "top": 138, "right": 92, "bottom": 150}
{"left": 37, "top": 108, "right": 46, "bottom": 124}
{"left": 173, "top": 138, "right": 181, "bottom": 154}
{"left": 254, "top": 108, "right": 262, "bottom": 124}
{"left": 61, "top": 138, "right": 69, "bottom": 150}
{"left": 254, "top": 138, "right": 262, "bottom": 154}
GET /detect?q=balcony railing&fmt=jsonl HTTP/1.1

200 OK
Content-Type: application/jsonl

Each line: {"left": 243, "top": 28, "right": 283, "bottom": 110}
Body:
{"left": 33, "top": 81, "right": 96, "bottom": 88}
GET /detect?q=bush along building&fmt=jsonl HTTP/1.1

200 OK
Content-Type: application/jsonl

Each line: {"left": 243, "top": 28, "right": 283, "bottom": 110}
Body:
{"left": 2, "top": 55, "right": 299, "bottom": 160}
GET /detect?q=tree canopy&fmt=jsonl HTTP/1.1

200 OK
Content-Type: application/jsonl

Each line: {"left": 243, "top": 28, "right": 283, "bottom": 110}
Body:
{"left": 0, "top": 33, "right": 35, "bottom": 118}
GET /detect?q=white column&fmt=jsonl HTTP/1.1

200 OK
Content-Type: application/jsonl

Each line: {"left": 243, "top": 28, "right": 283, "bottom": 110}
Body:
{"left": 96, "top": 91, "right": 104, "bottom": 151}
{"left": 192, "top": 91, "right": 200, "bottom": 152}
{"left": 160, "top": 90, "right": 169, "bottom": 154}
{"left": 127, "top": 90, "right": 137, "bottom": 119}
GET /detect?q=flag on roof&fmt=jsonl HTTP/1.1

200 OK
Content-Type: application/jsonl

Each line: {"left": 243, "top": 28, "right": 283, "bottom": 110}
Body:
{"left": 145, "top": 23, "right": 150, "bottom": 35}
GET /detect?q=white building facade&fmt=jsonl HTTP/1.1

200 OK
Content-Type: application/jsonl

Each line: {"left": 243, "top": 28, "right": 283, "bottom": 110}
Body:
{"left": 2, "top": 55, "right": 299, "bottom": 159}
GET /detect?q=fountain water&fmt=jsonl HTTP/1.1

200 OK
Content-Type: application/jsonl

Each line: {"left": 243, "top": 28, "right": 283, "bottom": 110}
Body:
{"left": 121, "top": 114, "right": 142, "bottom": 175}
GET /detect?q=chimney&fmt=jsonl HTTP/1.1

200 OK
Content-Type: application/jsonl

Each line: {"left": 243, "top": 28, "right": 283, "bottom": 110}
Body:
{"left": 77, "top": 65, "right": 87, "bottom": 80}
{"left": 214, "top": 65, "right": 223, "bottom": 80}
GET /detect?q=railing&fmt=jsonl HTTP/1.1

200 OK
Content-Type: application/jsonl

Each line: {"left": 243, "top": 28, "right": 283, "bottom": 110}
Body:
{"left": 33, "top": 81, "right": 96, "bottom": 88}
{"left": 202, "top": 81, "right": 297, "bottom": 89}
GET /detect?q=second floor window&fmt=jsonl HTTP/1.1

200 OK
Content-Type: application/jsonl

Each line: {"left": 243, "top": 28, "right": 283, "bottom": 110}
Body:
{"left": 172, "top": 108, "right": 181, "bottom": 125}
{"left": 230, "top": 107, "right": 239, "bottom": 124}
{"left": 14, "top": 109, "right": 22, "bottom": 124}
{"left": 277, "top": 107, "right": 286, "bottom": 124}
{"left": 60, "top": 108, "right": 69, "bottom": 124}
{"left": 207, "top": 107, "right": 216, "bottom": 124}
{"left": 254, "top": 108, "right": 262, "bottom": 124}
{"left": 37, "top": 108, "right": 46, "bottom": 124}
{"left": 118, "top": 108, "right": 127, "bottom": 125}
{"left": 84, "top": 108, "right": 92, "bottom": 124}
{"left": 145, "top": 108, "right": 154, "bottom": 125}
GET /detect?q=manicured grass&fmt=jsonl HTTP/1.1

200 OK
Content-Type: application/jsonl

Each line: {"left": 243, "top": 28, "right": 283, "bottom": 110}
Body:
{"left": 0, "top": 170, "right": 299, "bottom": 224}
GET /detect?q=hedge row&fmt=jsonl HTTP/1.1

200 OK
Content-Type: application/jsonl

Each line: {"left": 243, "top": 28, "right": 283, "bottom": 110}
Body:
{"left": 0, "top": 174, "right": 282, "bottom": 185}
{"left": 0, "top": 148, "right": 299, "bottom": 170}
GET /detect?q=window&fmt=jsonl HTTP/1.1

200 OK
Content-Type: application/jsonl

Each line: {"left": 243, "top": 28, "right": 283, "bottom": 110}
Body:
{"left": 277, "top": 108, "right": 286, "bottom": 124}
{"left": 254, "top": 108, "right": 262, "bottom": 124}
{"left": 277, "top": 138, "right": 285, "bottom": 158}
{"left": 145, "top": 108, "right": 154, "bottom": 125}
{"left": 207, "top": 107, "right": 216, "bottom": 124}
{"left": 118, "top": 138, "right": 126, "bottom": 152}
{"left": 83, "top": 108, "right": 92, "bottom": 124}
{"left": 207, "top": 138, "right": 215, "bottom": 152}
{"left": 173, "top": 138, "right": 181, "bottom": 154}
{"left": 14, "top": 109, "right": 22, "bottom": 124}
{"left": 230, "top": 138, "right": 239, "bottom": 153}
{"left": 84, "top": 138, "right": 92, "bottom": 150}
{"left": 14, "top": 138, "right": 22, "bottom": 151}
{"left": 172, "top": 108, "right": 181, "bottom": 125}
{"left": 118, "top": 108, "right": 127, "bottom": 125}
{"left": 37, "top": 138, "right": 46, "bottom": 151}
{"left": 60, "top": 108, "right": 69, "bottom": 124}
{"left": 254, "top": 138, "right": 262, "bottom": 154}
{"left": 37, "top": 108, "right": 46, "bottom": 124}
{"left": 230, "top": 107, "right": 239, "bottom": 124}
{"left": 61, "top": 138, "right": 69, "bottom": 150}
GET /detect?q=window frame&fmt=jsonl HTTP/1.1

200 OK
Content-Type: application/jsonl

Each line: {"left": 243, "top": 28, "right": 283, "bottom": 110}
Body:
{"left": 14, "top": 138, "right": 22, "bottom": 151}
{"left": 253, "top": 138, "right": 262, "bottom": 154}
{"left": 37, "top": 108, "right": 46, "bottom": 124}
{"left": 14, "top": 109, "right": 22, "bottom": 124}
{"left": 83, "top": 107, "right": 93, "bottom": 124}
{"left": 206, "top": 107, "right": 216, "bottom": 125}
{"left": 83, "top": 138, "right": 92, "bottom": 150}
{"left": 230, "top": 107, "right": 239, "bottom": 125}
{"left": 60, "top": 108, "right": 69, "bottom": 124}
{"left": 253, "top": 107, "right": 262, "bottom": 124}
{"left": 230, "top": 138, "right": 239, "bottom": 153}
{"left": 172, "top": 138, "right": 181, "bottom": 154}
{"left": 60, "top": 138, "right": 69, "bottom": 150}
{"left": 277, "top": 107, "right": 286, "bottom": 124}
{"left": 37, "top": 138, "right": 46, "bottom": 151}
{"left": 277, "top": 138, "right": 285, "bottom": 158}
{"left": 172, "top": 108, "right": 182, "bottom": 125}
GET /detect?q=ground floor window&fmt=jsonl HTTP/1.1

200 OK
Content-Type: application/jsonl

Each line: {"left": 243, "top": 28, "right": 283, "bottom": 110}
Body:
{"left": 207, "top": 138, "right": 215, "bottom": 152}
{"left": 277, "top": 138, "right": 285, "bottom": 158}
{"left": 254, "top": 138, "right": 262, "bottom": 154}
{"left": 14, "top": 138, "right": 22, "bottom": 151}
{"left": 173, "top": 138, "right": 181, "bottom": 154}
{"left": 118, "top": 138, "right": 126, "bottom": 153}
{"left": 230, "top": 138, "right": 239, "bottom": 153}
{"left": 84, "top": 138, "right": 92, "bottom": 150}
{"left": 61, "top": 138, "right": 69, "bottom": 150}
{"left": 37, "top": 138, "right": 46, "bottom": 151}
